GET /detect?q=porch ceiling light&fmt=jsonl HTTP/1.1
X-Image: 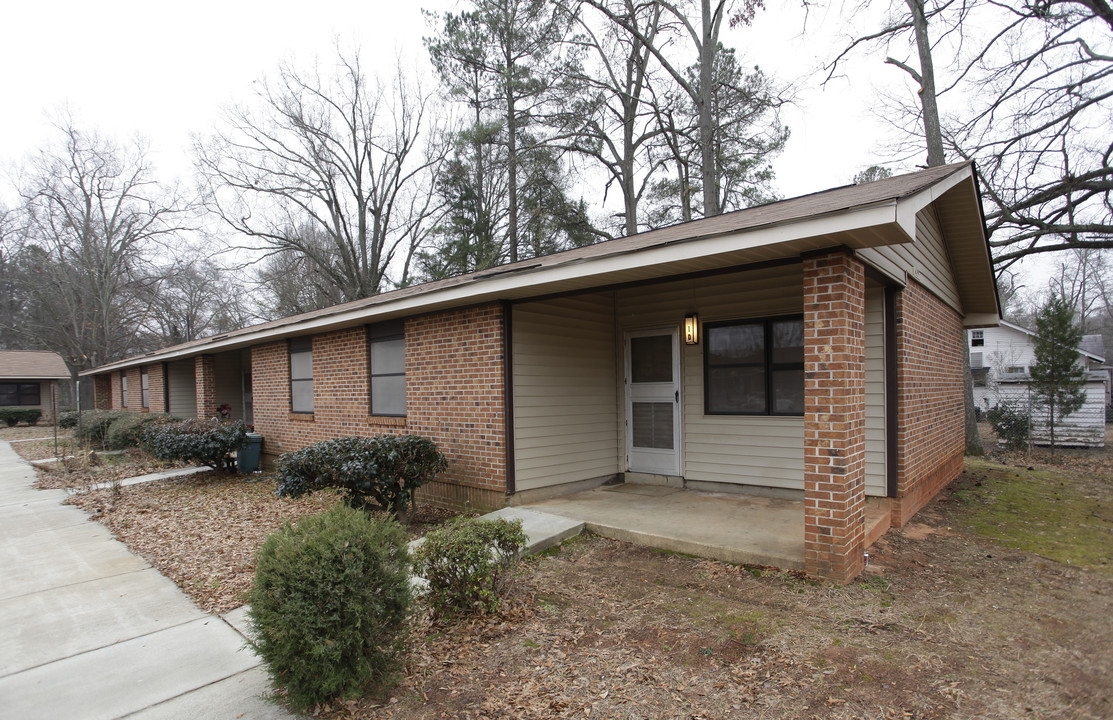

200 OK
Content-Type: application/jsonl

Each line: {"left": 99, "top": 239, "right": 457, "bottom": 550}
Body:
{"left": 684, "top": 313, "right": 699, "bottom": 345}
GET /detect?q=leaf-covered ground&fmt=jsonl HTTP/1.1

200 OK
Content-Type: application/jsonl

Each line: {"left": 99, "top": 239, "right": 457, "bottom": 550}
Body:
{"left": 44, "top": 445, "right": 1113, "bottom": 719}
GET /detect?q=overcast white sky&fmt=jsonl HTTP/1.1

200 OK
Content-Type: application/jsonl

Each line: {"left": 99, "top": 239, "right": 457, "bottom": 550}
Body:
{"left": 0, "top": 0, "right": 907, "bottom": 194}
{"left": 5, "top": 0, "right": 1046, "bottom": 288}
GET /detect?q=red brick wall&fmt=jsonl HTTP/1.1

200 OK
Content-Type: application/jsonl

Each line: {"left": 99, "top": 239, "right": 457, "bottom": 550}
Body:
{"left": 109, "top": 371, "right": 123, "bottom": 410}
{"left": 196, "top": 356, "right": 217, "bottom": 419}
{"left": 803, "top": 250, "right": 867, "bottom": 584}
{"left": 892, "top": 279, "right": 966, "bottom": 526}
{"left": 252, "top": 304, "right": 508, "bottom": 511}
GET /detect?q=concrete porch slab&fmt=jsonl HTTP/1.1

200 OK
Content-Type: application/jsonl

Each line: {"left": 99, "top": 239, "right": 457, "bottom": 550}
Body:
{"left": 525, "top": 485, "right": 806, "bottom": 570}
{"left": 481, "top": 507, "right": 586, "bottom": 555}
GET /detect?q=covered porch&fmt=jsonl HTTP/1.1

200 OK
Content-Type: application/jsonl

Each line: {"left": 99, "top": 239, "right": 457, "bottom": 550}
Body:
{"left": 515, "top": 481, "right": 893, "bottom": 571}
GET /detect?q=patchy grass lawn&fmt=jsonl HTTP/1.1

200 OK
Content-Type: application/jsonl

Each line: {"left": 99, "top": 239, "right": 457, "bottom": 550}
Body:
{"left": 49, "top": 447, "right": 1113, "bottom": 720}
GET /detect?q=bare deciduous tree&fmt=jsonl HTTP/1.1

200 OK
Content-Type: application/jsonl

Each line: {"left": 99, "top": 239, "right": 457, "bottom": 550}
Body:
{"left": 195, "top": 49, "right": 443, "bottom": 301}
{"left": 11, "top": 119, "right": 187, "bottom": 373}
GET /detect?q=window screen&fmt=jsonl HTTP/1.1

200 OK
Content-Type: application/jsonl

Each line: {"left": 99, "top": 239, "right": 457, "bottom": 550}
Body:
{"left": 141, "top": 368, "right": 150, "bottom": 409}
{"left": 369, "top": 321, "right": 405, "bottom": 416}
{"left": 121, "top": 373, "right": 128, "bottom": 408}
{"left": 289, "top": 337, "right": 314, "bottom": 413}
{"left": 0, "top": 383, "right": 40, "bottom": 406}
{"left": 705, "top": 316, "right": 804, "bottom": 416}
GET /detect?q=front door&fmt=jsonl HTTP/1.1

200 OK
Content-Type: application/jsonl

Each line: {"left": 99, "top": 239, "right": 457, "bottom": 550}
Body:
{"left": 625, "top": 328, "right": 681, "bottom": 476}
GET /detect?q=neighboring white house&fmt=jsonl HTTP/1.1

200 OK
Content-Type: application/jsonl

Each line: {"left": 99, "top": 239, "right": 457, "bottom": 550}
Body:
{"left": 969, "top": 321, "right": 1109, "bottom": 447}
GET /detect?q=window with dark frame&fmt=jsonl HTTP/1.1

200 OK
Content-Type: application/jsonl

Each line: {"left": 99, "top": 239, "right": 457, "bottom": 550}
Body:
{"left": 971, "top": 330, "right": 984, "bottom": 347}
{"left": 289, "top": 337, "right": 314, "bottom": 414}
{"left": 141, "top": 368, "right": 150, "bottom": 409}
{"left": 121, "top": 372, "right": 128, "bottom": 408}
{"left": 368, "top": 320, "right": 406, "bottom": 416}
{"left": 0, "top": 383, "right": 40, "bottom": 406}
{"left": 704, "top": 316, "right": 805, "bottom": 416}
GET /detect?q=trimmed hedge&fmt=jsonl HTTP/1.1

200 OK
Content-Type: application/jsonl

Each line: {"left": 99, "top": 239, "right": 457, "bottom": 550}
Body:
{"left": 248, "top": 503, "right": 412, "bottom": 710}
{"left": 0, "top": 407, "right": 42, "bottom": 427}
{"left": 277, "top": 435, "right": 448, "bottom": 521}
{"left": 104, "top": 412, "right": 177, "bottom": 450}
{"left": 142, "top": 418, "right": 248, "bottom": 471}
{"left": 57, "top": 410, "right": 80, "bottom": 429}
{"left": 413, "top": 516, "right": 527, "bottom": 615}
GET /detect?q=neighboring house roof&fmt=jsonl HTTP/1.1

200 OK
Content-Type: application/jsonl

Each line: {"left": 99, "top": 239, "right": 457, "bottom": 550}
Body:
{"left": 84, "top": 161, "right": 998, "bottom": 376}
{"left": 989, "top": 320, "right": 1106, "bottom": 364}
{"left": 1080, "top": 334, "right": 1106, "bottom": 363}
{"left": 0, "top": 351, "right": 71, "bottom": 380}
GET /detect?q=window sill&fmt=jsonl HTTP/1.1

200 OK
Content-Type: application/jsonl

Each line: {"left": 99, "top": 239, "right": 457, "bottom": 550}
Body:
{"left": 288, "top": 412, "right": 315, "bottom": 422}
{"left": 368, "top": 415, "right": 406, "bottom": 427}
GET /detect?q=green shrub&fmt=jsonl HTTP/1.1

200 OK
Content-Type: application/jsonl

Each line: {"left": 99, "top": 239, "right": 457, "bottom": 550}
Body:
{"left": 104, "top": 412, "right": 177, "bottom": 450}
{"left": 77, "top": 410, "right": 129, "bottom": 446}
{"left": 57, "top": 410, "right": 80, "bottom": 428}
{"left": 142, "top": 418, "right": 247, "bottom": 470}
{"left": 248, "top": 503, "right": 412, "bottom": 710}
{"left": 277, "top": 435, "right": 448, "bottom": 521}
{"left": 987, "top": 401, "right": 1030, "bottom": 450}
{"left": 413, "top": 516, "right": 528, "bottom": 615}
{"left": 0, "top": 407, "right": 41, "bottom": 426}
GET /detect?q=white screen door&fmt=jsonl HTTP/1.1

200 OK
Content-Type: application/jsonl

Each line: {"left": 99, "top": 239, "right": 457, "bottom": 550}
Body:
{"left": 625, "top": 328, "right": 681, "bottom": 475}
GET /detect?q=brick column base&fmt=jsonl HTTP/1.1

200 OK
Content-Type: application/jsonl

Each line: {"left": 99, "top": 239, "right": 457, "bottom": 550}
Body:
{"left": 803, "top": 250, "right": 867, "bottom": 584}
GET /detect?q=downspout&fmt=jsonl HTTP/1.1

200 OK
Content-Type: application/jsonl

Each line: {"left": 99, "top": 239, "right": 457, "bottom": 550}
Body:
{"left": 502, "top": 300, "right": 516, "bottom": 497}
{"left": 885, "top": 287, "right": 899, "bottom": 497}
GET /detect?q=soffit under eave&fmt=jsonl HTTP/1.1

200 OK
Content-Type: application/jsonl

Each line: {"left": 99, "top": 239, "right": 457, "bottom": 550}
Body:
{"left": 932, "top": 178, "right": 1001, "bottom": 318}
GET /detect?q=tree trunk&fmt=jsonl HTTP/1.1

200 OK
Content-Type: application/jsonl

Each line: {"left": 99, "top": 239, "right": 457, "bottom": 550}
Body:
{"left": 698, "top": 0, "right": 721, "bottom": 216}
{"left": 907, "top": 0, "right": 945, "bottom": 167}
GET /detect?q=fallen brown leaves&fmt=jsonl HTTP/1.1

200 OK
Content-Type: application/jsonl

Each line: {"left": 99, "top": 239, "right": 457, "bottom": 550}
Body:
{"left": 58, "top": 452, "right": 1113, "bottom": 720}
{"left": 67, "top": 473, "right": 342, "bottom": 612}
{"left": 34, "top": 448, "right": 185, "bottom": 489}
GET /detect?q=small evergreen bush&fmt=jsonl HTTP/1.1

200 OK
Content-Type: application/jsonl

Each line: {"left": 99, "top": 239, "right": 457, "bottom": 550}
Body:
{"left": 248, "top": 503, "right": 412, "bottom": 710}
{"left": 57, "top": 409, "right": 80, "bottom": 428}
{"left": 77, "top": 410, "right": 128, "bottom": 445}
{"left": 277, "top": 435, "right": 448, "bottom": 521}
{"left": 104, "top": 412, "right": 177, "bottom": 450}
{"left": 0, "top": 408, "right": 42, "bottom": 426}
{"left": 986, "top": 402, "right": 1030, "bottom": 450}
{"left": 142, "top": 418, "right": 247, "bottom": 470}
{"left": 413, "top": 516, "right": 527, "bottom": 614}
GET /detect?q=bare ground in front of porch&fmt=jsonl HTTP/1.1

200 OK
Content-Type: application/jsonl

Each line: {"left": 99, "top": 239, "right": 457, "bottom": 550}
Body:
{"left": 23, "top": 433, "right": 1113, "bottom": 719}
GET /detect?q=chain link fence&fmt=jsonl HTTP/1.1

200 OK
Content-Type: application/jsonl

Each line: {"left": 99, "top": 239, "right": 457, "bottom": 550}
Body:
{"left": 976, "top": 379, "right": 1107, "bottom": 454}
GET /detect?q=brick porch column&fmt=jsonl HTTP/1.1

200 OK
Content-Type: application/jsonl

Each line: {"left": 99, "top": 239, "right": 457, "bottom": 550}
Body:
{"left": 803, "top": 250, "right": 867, "bottom": 583}
{"left": 148, "top": 364, "right": 167, "bottom": 413}
{"left": 195, "top": 355, "right": 217, "bottom": 419}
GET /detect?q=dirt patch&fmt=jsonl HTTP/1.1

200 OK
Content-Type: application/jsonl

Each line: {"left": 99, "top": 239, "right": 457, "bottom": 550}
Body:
{"left": 0, "top": 425, "right": 65, "bottom": 442}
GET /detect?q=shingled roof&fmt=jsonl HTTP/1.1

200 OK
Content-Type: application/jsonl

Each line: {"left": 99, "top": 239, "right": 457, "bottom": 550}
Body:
{"left": 85, "top": 161, "right": 996, "bottom": 375}
{"left": 0, "top": 351, "right": 71, "bottom": 380}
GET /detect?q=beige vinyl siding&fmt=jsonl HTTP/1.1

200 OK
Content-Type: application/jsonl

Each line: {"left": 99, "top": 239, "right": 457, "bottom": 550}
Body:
{"left": 616, "top": 264, "right": 805, "bottom": 490}
{"left": 858, "top": 205, "right": 962, "bottom": 311}
{"left": 864, "top": 284, "right": 887, "bottom": 496}
{"left": 512, "top": 293, "right": 620, "bottom": 491}
{"left": 166, "top": 360, "right": 197, "bottom": 418}
{"left": 214, "top": 353, "right": 244, "bottom": 421}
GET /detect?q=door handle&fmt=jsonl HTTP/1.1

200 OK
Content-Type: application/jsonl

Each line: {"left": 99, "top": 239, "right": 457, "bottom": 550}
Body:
{"left": 675, "top": 390, "right": 679, "bottom": 403}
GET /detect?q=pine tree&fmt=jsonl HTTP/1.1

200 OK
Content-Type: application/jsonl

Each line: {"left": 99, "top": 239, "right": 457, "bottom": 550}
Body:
{"left": 1030, "top": 296, "right": 1086, "bottom": 453}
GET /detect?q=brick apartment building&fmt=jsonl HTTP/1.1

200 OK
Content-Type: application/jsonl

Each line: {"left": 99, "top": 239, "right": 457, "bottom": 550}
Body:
{"left": 85, "top": 162, "right": 999, "bottom": 583}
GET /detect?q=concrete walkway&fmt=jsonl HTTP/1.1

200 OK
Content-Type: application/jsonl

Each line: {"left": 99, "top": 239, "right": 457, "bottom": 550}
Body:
{"left": 0, "top": 441, "right": 295, "bottom": 720}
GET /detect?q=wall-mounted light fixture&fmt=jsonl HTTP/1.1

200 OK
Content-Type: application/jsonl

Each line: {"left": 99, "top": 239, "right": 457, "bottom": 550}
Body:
{"left": 684, "top": 313, "right": 699, "bottom": 345}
